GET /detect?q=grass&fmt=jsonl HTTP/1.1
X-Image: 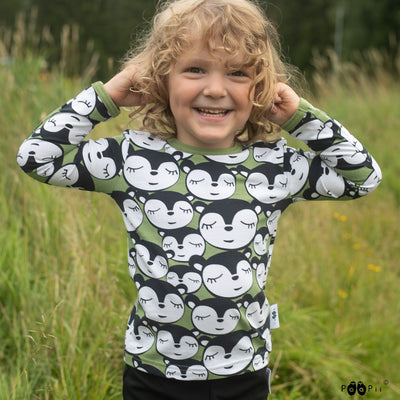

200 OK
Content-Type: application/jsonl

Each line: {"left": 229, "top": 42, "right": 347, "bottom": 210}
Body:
{"left": 1, "top": 18, "right": 400, "bottom": 400}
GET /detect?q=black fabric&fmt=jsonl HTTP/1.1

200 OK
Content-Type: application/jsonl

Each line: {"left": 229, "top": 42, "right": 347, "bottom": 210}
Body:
{"left": 123, "top": 365, "right": 269, "bottom": 400}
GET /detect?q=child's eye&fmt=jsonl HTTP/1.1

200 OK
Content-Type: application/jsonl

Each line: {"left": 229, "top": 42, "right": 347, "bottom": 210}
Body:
{"left": 229, "top": 70, "right": 245, "bottom": 77}
{"left": 187, "top": 67, "right": 203, "bottom": 74}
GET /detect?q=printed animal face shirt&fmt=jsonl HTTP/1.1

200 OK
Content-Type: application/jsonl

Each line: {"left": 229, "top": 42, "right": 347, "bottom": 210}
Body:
{"left": 17, "top": 82, "right": 381, "bottom": 380}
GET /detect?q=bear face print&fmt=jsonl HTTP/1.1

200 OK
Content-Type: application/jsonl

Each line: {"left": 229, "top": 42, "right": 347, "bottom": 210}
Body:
{"left": 125, "top": 312, "right": 155, "bottom": 355}
{"left": 45, "top": 162, "right": 95, "bottom": 190}
{"left": 156, "top": 325, "right": 199, "bottom": 360}
{"left": 239, "top": 163, "right": 289, "bottom": 204}
{"left": 291, "top": 115, "right": 340, "bottom": 151}
{"left": 252, "top": 139, "right": 285, "bottom": 164}
{"left": 36, "top": 112, "right": 91, "bottom": 145}
{"left": 196, "top": 199, "right": 260, "bottom": 250}
{"left": 142, "top": 192, "right": 194, "bottom": 230}
{"left": 165, "top": 359, "right": 208, "bottom": 381}
{"left": 112, "top": 190, "right": 144, "bottom": 232}
{"left": 136, "top": 278, "right": 185, "bottom": 323}
{"left": 123, "top": 129, "right": 166, "bottom": 151}
{"left": 123, "top": 149, "right": 180, "bottom": 191}
{"left": 204, "top": 149, "right": 250, "bottom": 165}
{"left": 243, "top": 292, "right": 269, "bottom": 330}
{"left": 253, "top": 227, "right": 269, "bottom": 256}
{"left": 253, "top": 258, "right": 269, "bottom": 290}
{"left": 134, "top": 240, "right": 169, "bottom": 279}
{"left": 17, "top": 139, "right": 63, "bottom": 172}
{"left": 81, "top": 138, "right": 121, "bottom": 180}
{"left": 286, "top": 151, "right": 309, "bottom": 196}
{"left": 166, "top": 264, "right": 202, "bottom": 295}
{"left": 252, "top": 345, "right": 270, "bottom": 371}
{"left": 304, "top": 157, "right": 346, "bottom": 199}
{"left": 182, "top": 160, "right": 236, "bottom": 201}
{"left": 67, "top": 86, "right": 109, "bottom": 118}
{"left": 161, "top": 228, "right": 205, "bottom": 262}
{"left": 186, "top": 295, "right": 241, "bottom": 335}
{"left": 191, "top": 252, "right": 253, "bottom": 298}
{"left": 201, "top": 331, "right": 254, "bottom": 376}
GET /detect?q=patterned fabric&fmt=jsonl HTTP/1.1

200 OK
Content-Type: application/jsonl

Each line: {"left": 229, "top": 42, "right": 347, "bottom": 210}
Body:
{"left": 17, "top": 82, "right": 381, "bottom": 380}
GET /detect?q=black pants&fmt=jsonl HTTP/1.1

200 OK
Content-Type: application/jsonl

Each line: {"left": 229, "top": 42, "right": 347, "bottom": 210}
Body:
{"left": 123, "top": 365, "right": 270, "bottom": 400}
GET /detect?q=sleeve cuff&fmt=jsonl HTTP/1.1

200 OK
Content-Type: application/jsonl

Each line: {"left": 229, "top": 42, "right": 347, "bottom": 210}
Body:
{"left": 92, "top": 81, "right": 121, "bottom": 118}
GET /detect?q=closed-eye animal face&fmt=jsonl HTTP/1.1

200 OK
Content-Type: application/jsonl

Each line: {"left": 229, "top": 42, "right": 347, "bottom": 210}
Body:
{"left": 245, "top": 293, "right": 269, "bottom": 329}
{"left": 17, "top": 139, "right": 63, "bottom": 170}
{"left": 156, "top": 326, "right": 199, "bottom": 360}
{"left": 137, "top": 279, "right": 184, "bottom": 323}
{"left": 162, "top": 228, "right": 205, "bottom": 262}
{"left": 194, "top": 252, "right": 253, "bottom": 298}
{"left": 202, "top": 331, "right": 254, "bottom": 376}
{"left": 244, "top": 163, "right": 288, "bottom": 204}
{"left": 167, "top": 265, "right": 202, "bottom": 294}
{"left": 165, "top": 360, "right": 208, "bottom": 381}
{"left": 197, "top": 199, "right": 259, "bottom": 250}
{"left": 39, "top": 113, "right": 90, "bottom": 144}
{"left": 144, "top": 192, "right": 193, "bottom": 229}
{"left": 135, "top": 241, "right": 169, "bottom": 279}
{"left": 185, "top": 162, "right": 236, "bottom": 200}
{"left": 82, "top": 138, "right": 120, "bottom": 179}
{"left": 124, "top": 149, "right": 180, "bottom": 190}
{"left": 189, "top": 297, "right": 240, "bottom": 335}
{"left": 125, "top": 314, "right": 155, "bottom": 355}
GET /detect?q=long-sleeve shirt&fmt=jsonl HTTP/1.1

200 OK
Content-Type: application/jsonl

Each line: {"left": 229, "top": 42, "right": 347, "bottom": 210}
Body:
{"left": 17, "top": 82, "right": 381, "bottom": 380}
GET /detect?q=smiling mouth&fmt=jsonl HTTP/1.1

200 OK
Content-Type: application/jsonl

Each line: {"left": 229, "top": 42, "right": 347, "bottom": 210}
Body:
{"left": 195, "top": 108, "right": 231, "bottom": 117}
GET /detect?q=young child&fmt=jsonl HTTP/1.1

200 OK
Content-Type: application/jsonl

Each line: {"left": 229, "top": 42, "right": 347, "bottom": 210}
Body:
{"left": 17, "top": 0, "right": 382, "bottom": 399}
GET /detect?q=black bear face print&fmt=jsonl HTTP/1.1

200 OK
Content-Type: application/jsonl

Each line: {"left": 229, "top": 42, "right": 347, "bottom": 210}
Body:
{"left": 252, "top": 139, "right": 285, "bottom": 164}
{"left": 196, "top": 199, "right": 260, "bottom": 250}
{"left": 252, "top": 345, "right": 270, "bottom": 371}
{"left": 165, "top": 359, "right": 208, "bottom": 381}
{"left": 166, "top": 265, "right": 202, "bottom": 295}
{"left": 136, "top": 278, "right": 185, "bottom": 323}
{"left": 186, "top": 296, "right": 241, "bottom": 335}
{"left": 143, "top": 192, "right": 194, "bottom": 230}
{"left": 243, "top": 292, "right": 269, "bottom": 330}
{"left": 286, "top": 151, "right": 309, "bottom": 196}
{"left": 204, "top": 149, "right": 250, "bottom": 165}
{"left": 37, "top": 113, "right": 91, "bottom": 145}
{"left": 201, "top": 331, "right": 254, "bottom": 376}
{"left": 156, "top": 325, "right": 199, "bottom": 360}
{"left": 253, "top": 227, "right": 269, "bottom": 256}
{"left": 81, "top": 138, "right": 121, "bottom": 180}
{"left": 112, "top": 191, "right": 144, "bottom": 232}
{"left": 123, "top": 149, "right": 180, "bottom": 191}
{"left": 124, "top": 130, "right": 166, "bottom": 151}
{"left": 183, "top": 161, "right": 236, "bottom": 201}
{"left": 69, "top": 86, "right": 98, "bottom": 115}
{"left": 304, "top": 158, "right": 346, "bottom": 199}
{"left": 161, "top": 228, "right": 205, "bottom": 262}
{"left": 192, "top": 252, "right": 253, "bottom": 298}
{"left": 125, "top": 314, "right": 155, "bottom": 355}
{"left": 241, "top": 163, "right": 289, "bottom": 204}
{"left": 134, "top": 241, "right": 169, "bottom": 279}
{"left": 17, "top": 139, "right": 63, "bottom": 172}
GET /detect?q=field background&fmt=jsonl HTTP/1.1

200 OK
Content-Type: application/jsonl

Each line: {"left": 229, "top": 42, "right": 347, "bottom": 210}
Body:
{"left": 1, "top": 23, "right": 400, "bottom": 400}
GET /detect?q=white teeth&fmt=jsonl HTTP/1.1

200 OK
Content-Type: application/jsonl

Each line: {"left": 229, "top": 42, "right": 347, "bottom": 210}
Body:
{"left": 197, "top": 108, "right": 229, "bottom": 117}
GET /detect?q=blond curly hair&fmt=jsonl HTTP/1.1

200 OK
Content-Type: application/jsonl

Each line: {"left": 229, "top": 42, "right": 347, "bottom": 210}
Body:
{"left": 123, "top": 0, "right": 297, "bottom": 144}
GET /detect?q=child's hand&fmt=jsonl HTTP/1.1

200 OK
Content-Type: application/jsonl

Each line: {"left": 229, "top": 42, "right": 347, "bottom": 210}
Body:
{"left": 103, "top": 65, "right": 151, "bottom": 108}
{"left": 269, "top": 82, "right": 300, "bottom": 126}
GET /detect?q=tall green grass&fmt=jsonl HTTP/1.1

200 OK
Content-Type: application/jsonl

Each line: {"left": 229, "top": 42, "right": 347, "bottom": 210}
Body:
{"left": 1, "top": 17, "right": 400, "bottom": 400}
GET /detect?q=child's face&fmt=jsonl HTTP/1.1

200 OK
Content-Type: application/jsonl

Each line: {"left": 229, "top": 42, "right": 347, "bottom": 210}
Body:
{"left": 168, "top": 41, "right": 255, "bottom": 148}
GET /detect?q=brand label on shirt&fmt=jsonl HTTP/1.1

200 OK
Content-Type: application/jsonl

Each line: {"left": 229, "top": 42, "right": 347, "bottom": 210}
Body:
{"left": 270, "top": 304, "right": 280, "bottom": 329}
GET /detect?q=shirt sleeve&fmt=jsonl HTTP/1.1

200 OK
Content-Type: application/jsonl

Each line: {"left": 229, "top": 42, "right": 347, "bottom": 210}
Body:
{"left": 281, "top": 98, "right": 382, "bottom": 200}
{"left": 16, "top": 82, "right": 123, "bottom": 193}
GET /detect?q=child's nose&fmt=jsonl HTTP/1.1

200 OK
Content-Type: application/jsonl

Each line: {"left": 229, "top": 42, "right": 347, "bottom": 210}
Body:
{"left": 203, "top": 73, "right": 227, "bottom": 98}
